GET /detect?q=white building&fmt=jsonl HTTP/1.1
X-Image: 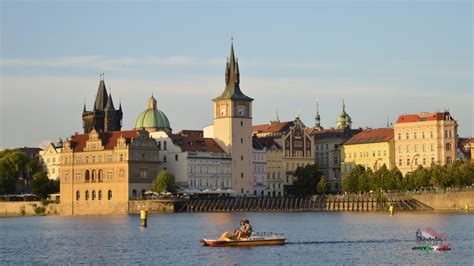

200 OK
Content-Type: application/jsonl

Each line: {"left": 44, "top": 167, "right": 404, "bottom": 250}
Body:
{"left": 38, "top": 140, "right": 63, "bottom": 180}
{"left": 150, "top": 130, "right": 231, "bottom": 190}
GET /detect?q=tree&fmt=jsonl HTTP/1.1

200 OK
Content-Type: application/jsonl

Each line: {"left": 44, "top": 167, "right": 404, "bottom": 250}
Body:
{"left": 152, "top": 170, "right": 177, "bottom": 193}
{"left": 460, "top": 163, "right": 474, "bottom": 187}
{"left": 31, "top": 171, "right": 58, "bottom": 199}
{"left": 293, "top": 164, "right": 323, "bottom": 196}
{"left": 343, "top": 165, "right": 364, "bottom": 193}
{"left": 317, "top": 176, "right": 328, "bottom": 194}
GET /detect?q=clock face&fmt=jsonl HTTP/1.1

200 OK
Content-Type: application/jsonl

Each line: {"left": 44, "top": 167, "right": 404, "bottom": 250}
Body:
{"left": 220, "top": 105, "right": 227, "bottom": 116}
{"left": 237, "top": 105, "right": 246, "bottom": 117}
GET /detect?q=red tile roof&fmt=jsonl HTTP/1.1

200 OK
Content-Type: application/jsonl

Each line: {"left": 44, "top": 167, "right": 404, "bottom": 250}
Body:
{"left": 343, "top": 128, "right": 394, "bottom": 145}
{"left": 69, "top": 130, "right": 139, "bottom": 152}
{"left": 396, "top": 112, "right": 451, "bottom": 124}
{"left": 252, "top": 121, "right": 293, "bottom": 134}
{"left": 171, "top": 130, "right": 225, "bottom": 153}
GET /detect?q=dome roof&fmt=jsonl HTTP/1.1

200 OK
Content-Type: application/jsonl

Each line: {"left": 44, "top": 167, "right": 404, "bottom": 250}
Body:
{"left": 134, "top": 96, "right": 171, "bottom": 131}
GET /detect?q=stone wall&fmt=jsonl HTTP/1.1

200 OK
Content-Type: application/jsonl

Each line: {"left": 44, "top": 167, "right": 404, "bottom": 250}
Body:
{"left": 0, "top": 201, "right": 60, "bottom": 216}
{"left": 412, "top": 191, "right": 474, "bottom": 211}
{"left": 128, "top": 200, "right": 176, "bottom": 214}
{"left": 60, "top": 201, "right": 129, "bottom": 216}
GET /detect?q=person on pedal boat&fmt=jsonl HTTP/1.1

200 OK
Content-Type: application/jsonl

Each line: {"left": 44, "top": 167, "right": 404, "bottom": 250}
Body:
{"left": 233, "top": 220, "right": 246, "bottom": 240}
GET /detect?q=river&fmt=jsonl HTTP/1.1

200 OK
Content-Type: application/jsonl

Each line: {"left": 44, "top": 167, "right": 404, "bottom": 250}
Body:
{"left": 1, "top": 212, "right": 472, "bottom": 265}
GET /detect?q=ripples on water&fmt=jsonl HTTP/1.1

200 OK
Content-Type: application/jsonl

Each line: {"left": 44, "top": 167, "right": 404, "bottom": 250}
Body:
{"left": 1, "top": 212, "right": 473, "bottom": 265}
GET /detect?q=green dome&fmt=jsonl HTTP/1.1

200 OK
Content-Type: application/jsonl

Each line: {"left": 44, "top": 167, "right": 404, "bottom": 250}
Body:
{"left": 134, "top": 96, "right": 171, "bottom": 130}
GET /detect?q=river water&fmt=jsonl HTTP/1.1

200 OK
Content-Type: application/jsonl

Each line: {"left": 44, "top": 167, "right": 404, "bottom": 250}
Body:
{"left": 1, "top": 212, "right": 472, "bottom": 265}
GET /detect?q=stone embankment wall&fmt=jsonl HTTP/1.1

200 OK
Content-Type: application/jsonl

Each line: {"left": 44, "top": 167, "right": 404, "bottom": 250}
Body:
{"left": 0, "top": 201, "right": 60, "bottom": 216}
{"left": 411, "top": 191, "right": 474, "bottom": 211}
{"left": 128, "top": 200, "right": 176, "bottom": 214}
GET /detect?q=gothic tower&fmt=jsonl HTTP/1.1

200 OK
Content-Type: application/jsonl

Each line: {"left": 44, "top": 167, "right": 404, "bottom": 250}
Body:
{"left": 212, "top": 41, "right": 254, "bottom": 194}
{"left": 82, "top": 77, "right": 123, "bottom": 133}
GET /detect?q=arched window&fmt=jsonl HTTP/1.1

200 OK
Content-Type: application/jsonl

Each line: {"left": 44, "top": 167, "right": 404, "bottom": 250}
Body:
{"left": 98, "top": 190, "right": 102, "bottom": 200}
{"left": 132, "top": 189, "right": 137, "bottom": 199}
{"left": 141, "top": 189, "right": 146, "bottom": 197}
{"left": 76, "top": 191, "right": 80, "bottom": 201}
{"left": 85, "top": 190, "right": 89, "bottom": 201}
{"left": 85, "top": 170, "right": 90, "bottom": 182}
{"left": 98, "top": 169, "right": 103, "bottom": 182}
{"left": 108, "top": 190, "right": 112, "bottom": 200}
{"left": 92, "top": 190, "right": 96, "bottom": 200}
{"left": 91, "top": 170, "right": 96, "bottom": 182}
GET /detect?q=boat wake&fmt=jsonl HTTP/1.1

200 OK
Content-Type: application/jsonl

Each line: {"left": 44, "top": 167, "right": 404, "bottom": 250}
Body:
{"left": 286, "top": 239, "right": 412, "bottom": 245}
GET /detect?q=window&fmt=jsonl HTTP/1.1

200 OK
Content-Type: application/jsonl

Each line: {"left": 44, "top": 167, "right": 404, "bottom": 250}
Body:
{"left": 175, "top": 154, "right": 178, "bottom": 161}
{"left": 75, "top": 172, "right": 80, "bottom": 182}
{"left": 445, "top": 143, "right": 451, "bottom": 151}
{"left": 406, "top": 133, "right": 409, "bottom": 139}
{"left": 446, "top": 156, "right": 452, "bottom": 165}
{"left": 98, "top": 190, "right": 102, "bottom": 200}
{"left": 92, "top": 190, "right": 96, "bottom": 200}
{"left": 431, "top": 157, "right": 435, "bottom": 164}
{"left": 241, "top": 155, "right": 243, "bottom": 161}
{"left": 422, "top": 158, "right": 426, "bottom": 165}
{"left": 85, "top": 190, "right": 89, "bottom": 201}
{"left": 241, "top": 172, "right": 244, "bottom": 178}
{"left": 383, "top": 150, "right": 387, "bottom": 157}
{"left": 414, "top": 145, "right": 418, "bottom": 152}
{"left": 430, "top": 131, "right": 434, "bottom": 138}
{"left": 98, "top": 169, "right": 103, "bottom": 182}
{"left": 399, "top": 159, "right": 402, "bottom": 166}
{"left": 241, "top": 138, "right": 243, "bottom": 144}
{"left": 444, "top": 130, "right": 448, "bottom": 138}
{"left": 120, "top": 154, "right": 123, "bottom": 161}
{"left": 91, "top": 170, "right": 96, "bottom": 182}
{"left": 76, "top": 191, "right": 80, "bottom": 201}
{"left": 241, "top": 121, "right": 243, "bottom": 126}
{"left": 85, "top": 170, "right": 90, "bottom": 182}
{"left": 163, "top": 156, "right": 167, "bottom": 163}
{"left": 158, "top": 142, "right": 161, "bottom": 150}
{"left": 414, "top": 132, "right": 417, "bottom": 139}
{"left": 164, "top": 141, "right": 167, "bottom": 150}
{"left": 107, "top": 170, "right": 113, "bottom": 180}
{"left": 407, "top": 158, "right": 410, "bottom": 166}
{"left": 108, "top": 190, "right": 112, "bottom": 200}
{"left": 422, "top": 131, "right": 425, "bottom": 138}
{"left": 414, "top": 158, "right": 418, "bottom": 165}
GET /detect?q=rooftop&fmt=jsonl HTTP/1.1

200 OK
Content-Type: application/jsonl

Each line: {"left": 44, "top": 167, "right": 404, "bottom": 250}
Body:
{"left": 396, "top": 112, "right": 455, "bottom": 124}
{"left": 343, "top": 128, "right": 394, "bottom": 145}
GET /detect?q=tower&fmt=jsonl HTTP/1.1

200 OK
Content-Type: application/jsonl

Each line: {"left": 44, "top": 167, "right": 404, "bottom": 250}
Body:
{"left": 82, "top": 77, "right": 123, "bottom": 133}
{"left": 212, "top": 40, "right": 254, "bottom": 194}
{"left": 336, "top": 99, "right": 352, "bottom": 129}
{"left": 314, "top": 100, "right": 322, "bottom": 130}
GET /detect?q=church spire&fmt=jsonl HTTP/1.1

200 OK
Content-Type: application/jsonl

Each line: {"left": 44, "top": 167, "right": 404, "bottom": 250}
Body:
{"left": 94, "top": 77, "right": 109, "bottom": 111}
{"left": 213, "top": 39, "right": 253, "bottom": 102}
{"left": 315, "top": 100, "right": 322, "bottom": 130}
{"left": 105, "top": 91, "right": 115, "bottom": 110}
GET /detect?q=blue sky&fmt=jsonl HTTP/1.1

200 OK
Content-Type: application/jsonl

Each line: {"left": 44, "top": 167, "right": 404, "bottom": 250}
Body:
{"left": 1, "top": 1, "right": 472, "bottom": 148}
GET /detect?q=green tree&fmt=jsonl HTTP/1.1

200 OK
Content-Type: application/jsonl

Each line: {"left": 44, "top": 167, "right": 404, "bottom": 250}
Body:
{"left": 31, "top": 171, "right": 58, "bottom": 199}
{"left": 343, "top": 165, "right": 364, "bottom": 193}
{"left": 152, "top": 170, "right": 177, "bottom": 193}
{"left": 411, "top": 165, "right": 431, "bottom": 189}
{"left": 460, "top": 163, "right": 474, "bottom": 187}
{"left": 386, "top": 168, "right": 403, "bottom": 190}
{"left": 317, "top": 176, "right": 328, "bottom": 194}
{"left": 293, "top": 164, "right": 323, "bottom": 196}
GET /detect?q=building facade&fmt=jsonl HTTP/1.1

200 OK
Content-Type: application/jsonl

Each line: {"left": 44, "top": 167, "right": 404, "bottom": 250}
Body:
{"left": 256, "top": 137, "right": 284, "bottom": 197}
{"left": 394, "top": 112, "right": 458, "bottom": 176}
{"left": 212, "top": 42, "right": 254, "bottom": 195}
{"left": 39, "top": 140, "right": 63, "bottom": 180}
{"left": 341, "top": 128, "right": 395, "bottom": 179}
{"left": 60, "top": 129, "right": 160, "bottom": 215}
{"left": 252, "top": 138, "right": 267, "bottom": 196}
{"left": 82, "top": 78, "right": 123, "bottom": 133}
{"left": 150, "top": 130, "right": 232, "bottom": 191}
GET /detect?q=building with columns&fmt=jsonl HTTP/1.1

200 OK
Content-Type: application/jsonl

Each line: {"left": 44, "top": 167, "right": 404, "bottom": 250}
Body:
{"left": 394, "top": 112, "right": 457, "bottom": 176}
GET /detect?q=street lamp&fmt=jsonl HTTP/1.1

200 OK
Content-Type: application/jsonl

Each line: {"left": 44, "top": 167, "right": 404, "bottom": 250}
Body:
{"left": 410, "top": 154, "right": 420, "bottom": 172}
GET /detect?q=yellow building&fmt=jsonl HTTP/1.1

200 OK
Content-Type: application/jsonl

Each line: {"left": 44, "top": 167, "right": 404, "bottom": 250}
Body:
{"left": 471, "top": 139, "right": 474, "bottom": 162}
{"left": 255, "top": 137, "right": 284, "bottom": 197}
{"left": 60, "top": 129, "right": 160, "bottom": 215}
{"left": 394, "top": 112, "right": 457, "bottom": 176}
{"left": 211, "top": 42, "right": 254, "bottom": 195}
{"left": 341, "top": 128, "right": 395, "bottom": 178}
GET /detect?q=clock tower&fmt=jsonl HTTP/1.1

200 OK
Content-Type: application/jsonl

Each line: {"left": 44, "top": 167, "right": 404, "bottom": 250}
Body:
{"left": 213, "top": 41, "right": 254, "bottom": 195}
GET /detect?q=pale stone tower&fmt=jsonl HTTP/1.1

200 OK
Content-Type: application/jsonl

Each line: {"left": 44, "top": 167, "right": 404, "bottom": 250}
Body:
{"left": 212, "top": 41, "right": 254, "bottom": 194}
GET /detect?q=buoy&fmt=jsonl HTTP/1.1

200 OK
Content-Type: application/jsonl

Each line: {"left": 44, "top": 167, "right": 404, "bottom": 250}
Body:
{"left": 389, "top": 205, "right": 394, "bottom": 215}
{"left": 464, "top": 204, "right": 469, "bottom": 213}
{"left": 140, "top": 209, "right": 148, "bottom": 227}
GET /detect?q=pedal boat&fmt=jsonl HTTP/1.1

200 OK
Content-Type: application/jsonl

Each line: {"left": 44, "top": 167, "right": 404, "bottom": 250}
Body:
{"left": 201, "top": 232, "right": 285, "bottom": 247}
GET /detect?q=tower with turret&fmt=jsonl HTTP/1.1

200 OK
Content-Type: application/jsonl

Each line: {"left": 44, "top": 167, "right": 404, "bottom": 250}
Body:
{"left": 212, "top": 41, "right": 254, "bottom": 194}
{"left": 82, "top": 77, "right": 123, "bottom": 133}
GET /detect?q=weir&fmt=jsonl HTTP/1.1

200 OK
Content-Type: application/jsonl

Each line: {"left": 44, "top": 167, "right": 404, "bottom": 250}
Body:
{"left": 180, "top": 195, "right": 433, "bottom": 213}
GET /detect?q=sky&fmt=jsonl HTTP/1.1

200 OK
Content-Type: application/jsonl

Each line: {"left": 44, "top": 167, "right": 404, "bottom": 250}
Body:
{"left": 0, "top": 0, "right": 472, "bottom": 149}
